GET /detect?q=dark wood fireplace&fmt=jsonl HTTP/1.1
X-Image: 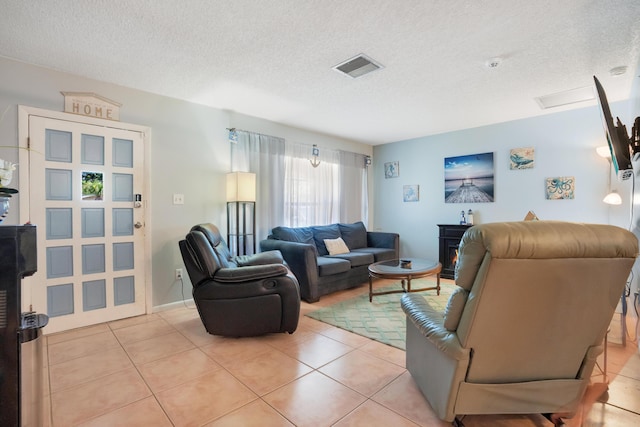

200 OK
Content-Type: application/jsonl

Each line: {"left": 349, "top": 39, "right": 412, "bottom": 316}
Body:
{"left": 438, "top": 224, "right": 473, "bottom": 279}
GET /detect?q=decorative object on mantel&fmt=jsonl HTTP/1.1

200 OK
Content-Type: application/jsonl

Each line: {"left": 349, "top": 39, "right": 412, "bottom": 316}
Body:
{"left": 310, "top": 144, "right": 320, "bottom": 168}
{"left": 403, "top": 185, "right": 419, "bottom": 202}
{"left": 444, "top": 152, "right": 494, "bottom": 203}
{"left": 0, "top": 158, "right": 18, "bottom": 223}
{"left": 61, "top": 92, "right": 121, "bottom": 121}
{"left": 509, "top": 147, "right": 535, "bottom": 169}
{"left": 545, "top": 176, "right": 575, "bottom": 200}
{"left": 384, "top": 161, "right": 399, "bottom": 178}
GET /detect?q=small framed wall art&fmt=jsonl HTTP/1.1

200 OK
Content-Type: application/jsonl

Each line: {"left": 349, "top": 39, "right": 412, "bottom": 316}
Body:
{"left": 510, "top": 147, "right": 535, "bottom": 169}
{"left": 384, "top": 161, "right": 399, "bottom": 178}
{"left": 545, "top": 176, "right": 575, "bottom": 200}
{"left": 403, "top": 185, "right": 419, "bottom": 202}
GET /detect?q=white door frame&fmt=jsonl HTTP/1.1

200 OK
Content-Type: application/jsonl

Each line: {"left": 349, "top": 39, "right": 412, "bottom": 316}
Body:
{"left": 17, "top": 105, "right": 153, "bottom": 316}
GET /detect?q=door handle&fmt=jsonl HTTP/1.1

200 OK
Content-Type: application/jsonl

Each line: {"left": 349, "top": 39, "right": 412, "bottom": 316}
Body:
{"left": 134, "top": 222, "right": 143, "bottom": 229}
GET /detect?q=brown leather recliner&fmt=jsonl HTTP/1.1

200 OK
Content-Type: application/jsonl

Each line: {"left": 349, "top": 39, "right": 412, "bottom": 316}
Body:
{"left": 401, "top": 221, "right": 638, "bottom": 424}
{"left": 179, "top": 223, "right": 300, "bottom": 337}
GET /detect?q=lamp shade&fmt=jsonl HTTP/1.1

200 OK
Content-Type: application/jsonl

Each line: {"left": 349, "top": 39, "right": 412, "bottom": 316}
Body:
{"left": 596, "top": 145, "right": 611, "bottom": 158}
{"left": 603, "top": 191, "right": 622, "bottom": 205}
{"left": 226, "top": 172, "right": 256, "bottom": 202}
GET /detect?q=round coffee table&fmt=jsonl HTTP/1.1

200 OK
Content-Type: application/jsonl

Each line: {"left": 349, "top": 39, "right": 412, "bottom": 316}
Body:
{"left": 368, "top": 258, "right": 442, "bottom": 302}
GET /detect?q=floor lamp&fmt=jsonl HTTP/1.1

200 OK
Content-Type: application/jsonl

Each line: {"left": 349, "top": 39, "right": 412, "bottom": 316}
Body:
{"left": 226, "top": 172, "right": 256, "bottom": 256}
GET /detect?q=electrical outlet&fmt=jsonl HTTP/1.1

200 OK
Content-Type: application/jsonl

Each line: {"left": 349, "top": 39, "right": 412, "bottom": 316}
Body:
{"left": 175, "top": 268, "right": 183, "bottom": 280}
{"left": 173, "top": 193, "right": 184, "bottom": 205}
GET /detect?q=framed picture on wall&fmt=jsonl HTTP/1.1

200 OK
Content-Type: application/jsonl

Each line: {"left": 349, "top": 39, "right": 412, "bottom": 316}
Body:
{"left": 510, "top": 147, "right": 535, "bottom": 169}
{"left": 444, "top": 152, "right": 494, "bottom": 203}
{"left": 545, "top": 176, "right": 575, "bottom": 200}
{"left": 403, "top": 185, "right": 419, "bottom": 202}
{"left": 384, "top": 161, "right": 399, "bottom": 178}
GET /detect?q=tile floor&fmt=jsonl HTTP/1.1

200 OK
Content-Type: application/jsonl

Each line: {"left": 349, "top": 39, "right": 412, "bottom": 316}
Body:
{"left": 42, "top": 280, "right": 640, "bottom": 426}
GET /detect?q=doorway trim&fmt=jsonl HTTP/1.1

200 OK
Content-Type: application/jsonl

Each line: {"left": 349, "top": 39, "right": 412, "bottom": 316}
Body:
{"left": 17, "top": 105, "right": 153, "bottom": 316}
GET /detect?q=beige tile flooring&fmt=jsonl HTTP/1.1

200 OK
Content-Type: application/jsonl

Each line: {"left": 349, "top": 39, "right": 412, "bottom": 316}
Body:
{"left": 42, "top": 280, "right": 640, "bottom": 426}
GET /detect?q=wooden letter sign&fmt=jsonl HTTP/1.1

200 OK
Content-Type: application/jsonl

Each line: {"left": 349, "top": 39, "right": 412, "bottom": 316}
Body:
{"left": 61, "top": 92, "right": 121, "bottom": 121}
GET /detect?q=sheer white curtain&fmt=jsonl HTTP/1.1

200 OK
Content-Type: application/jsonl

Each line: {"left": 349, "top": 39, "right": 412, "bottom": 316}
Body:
{"left": 283, "top": 142, "right": 368, "bottom": 227}
{"left": 338, "top": 150, "right": 369, "bottom": 224}
{"left": 230, "top": 131, "right": 285, "bottom": 242}
{"left": 284, "top": 143, "right": 340, "bottom": 226}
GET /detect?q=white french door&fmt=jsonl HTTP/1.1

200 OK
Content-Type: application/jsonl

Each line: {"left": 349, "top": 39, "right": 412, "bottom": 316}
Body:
{"left": 20, "top": 109, "right": 149, "bottom": 334}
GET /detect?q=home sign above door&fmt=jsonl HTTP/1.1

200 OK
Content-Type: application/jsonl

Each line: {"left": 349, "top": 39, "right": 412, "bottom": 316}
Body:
{"left": 61, "top": 92, "right": 121, "bottom": 121}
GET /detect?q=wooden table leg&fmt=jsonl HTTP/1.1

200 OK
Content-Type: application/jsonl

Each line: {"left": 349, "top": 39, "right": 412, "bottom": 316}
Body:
{"left": 369, "top": 274, "right": 373, "bottom": 302}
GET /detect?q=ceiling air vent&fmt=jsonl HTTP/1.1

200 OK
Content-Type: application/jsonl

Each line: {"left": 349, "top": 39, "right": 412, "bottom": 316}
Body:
{"left": 535, "top": 86, "right": 594, "bottom": 109}
{"left": 333, "top": 54, "right": 383, "bottom": 78}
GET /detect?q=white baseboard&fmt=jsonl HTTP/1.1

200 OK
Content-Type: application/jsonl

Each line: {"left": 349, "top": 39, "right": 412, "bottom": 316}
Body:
{"left": 153, "top": 299, "right": 196, "bottom": 313}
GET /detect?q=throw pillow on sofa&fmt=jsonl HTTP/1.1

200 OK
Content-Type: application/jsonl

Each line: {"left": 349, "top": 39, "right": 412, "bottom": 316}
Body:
{"left": 324, "top": 237, "right": 350, "bottom": 255}
{"left": 312, "top": 224, "right": 341, "bottom": 255}
{"left": 338, "top": 221, "right": 368, "bottom": 249}
{"left": 272, "top": 226, "right": 316, "bottom": 250}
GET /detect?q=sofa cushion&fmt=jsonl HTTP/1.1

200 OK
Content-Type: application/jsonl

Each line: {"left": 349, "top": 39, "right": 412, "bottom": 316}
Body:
{"left": 443, "top": 286, "right": 469, "bottom": 331}
{"left": 316, "top": 256, "right": 351, "bottom": 276}
{"left": 330, "top": 251, "right": 374, "bottom": 267}
{"left": 324, "top": 237, "right": 350, "bottom": 255}
{"left": 351, "top": 247, "right": 397, "bottom": 262}
{"left": 272, "top": 226, "right": 316, "bottom": 247}
{"left": 338, "top": 221, "right": 368, "bottom": 249}
{"left": 312, "top": 224, "right": 341, "bottom": 256}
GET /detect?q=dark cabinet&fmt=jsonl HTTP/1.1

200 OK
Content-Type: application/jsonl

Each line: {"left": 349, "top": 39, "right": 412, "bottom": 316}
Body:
{"left": 437, "top": 224, "right": 472, "bottom": 279}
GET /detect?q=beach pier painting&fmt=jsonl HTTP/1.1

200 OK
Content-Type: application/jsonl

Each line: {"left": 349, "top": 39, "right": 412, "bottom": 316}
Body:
{"left": 444, "top": 152, "right": 494, "bottom": 203}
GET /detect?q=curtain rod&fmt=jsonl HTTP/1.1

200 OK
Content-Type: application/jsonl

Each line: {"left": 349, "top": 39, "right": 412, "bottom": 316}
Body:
{"left": 227, "top": 128, "right": 370, "bottom": 160}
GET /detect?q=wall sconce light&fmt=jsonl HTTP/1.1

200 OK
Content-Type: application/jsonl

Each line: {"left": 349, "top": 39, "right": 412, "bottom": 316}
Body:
{"left": 603, "top": 190, "right": 622, "bottom": 205}
{"left": 310, "top": 144, "right": 321, "bottom": 168}
{"left": 365, "top": 156, "right": 372, "bottom": 167}
{"left": 597, "top": 145, "right": 622, "bottom": 205}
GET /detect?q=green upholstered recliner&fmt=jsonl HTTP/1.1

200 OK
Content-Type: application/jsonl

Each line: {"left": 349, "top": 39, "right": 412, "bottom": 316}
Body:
{"left": 401, "top": 221, "right": 638, "bottom": 425}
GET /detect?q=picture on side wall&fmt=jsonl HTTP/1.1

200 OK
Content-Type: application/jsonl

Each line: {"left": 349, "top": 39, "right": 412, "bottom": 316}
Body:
{"left": 403, "top": 185, "right": 419, "bottom": 202}
{"left": 545, "top": 176, "right": 575, "bottom": 200}
{"left": 384, "top": 161, "right": 399, "bottom": 178}
{"left": 510, "top": 147, "right": 535, "bottom": 169}
{"left": 444, "top": 152, "right": 494, "bottom": 203}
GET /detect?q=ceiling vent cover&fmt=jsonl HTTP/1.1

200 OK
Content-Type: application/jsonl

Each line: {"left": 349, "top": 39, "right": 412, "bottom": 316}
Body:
{"left": 535, "top": 86, "right": 594, "bottom": 109}
{"left": 333, "top": 54, "right": 383, "bottom": 78}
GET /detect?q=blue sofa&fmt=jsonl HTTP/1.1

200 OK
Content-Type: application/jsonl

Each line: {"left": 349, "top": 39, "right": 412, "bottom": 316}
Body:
{"left": 260, "top": 221, "right": 399, "bottom": 302}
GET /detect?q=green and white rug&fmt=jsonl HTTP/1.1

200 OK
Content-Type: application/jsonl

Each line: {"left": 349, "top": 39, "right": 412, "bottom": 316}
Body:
{"left": 305, "top": 279, "right": 455, "bottom": 350}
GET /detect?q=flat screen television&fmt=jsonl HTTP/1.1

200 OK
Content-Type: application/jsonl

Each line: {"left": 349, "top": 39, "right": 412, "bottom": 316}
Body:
{"left": 594, "top": 76, "right": 633, "bottom": 181}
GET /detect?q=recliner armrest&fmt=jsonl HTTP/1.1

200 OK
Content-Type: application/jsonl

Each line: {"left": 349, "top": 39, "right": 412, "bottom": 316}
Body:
{"left": 236, "top": 250, "right": 284, "bottom": 267}
{"left": 215, "top": 264, "right": 289, "bottom": 283}
{"left": 401, "top": 294, "right": 469, "bottom": 361}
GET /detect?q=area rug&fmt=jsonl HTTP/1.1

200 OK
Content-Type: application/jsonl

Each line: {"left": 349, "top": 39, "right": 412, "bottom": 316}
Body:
{"left": 305, "top": 279, "right": 455, "bottom": 350}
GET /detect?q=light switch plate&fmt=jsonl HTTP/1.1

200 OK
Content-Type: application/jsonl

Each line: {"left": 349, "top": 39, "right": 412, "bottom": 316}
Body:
{"left": 173, "top": 193, "right": 184, "bottom": 205}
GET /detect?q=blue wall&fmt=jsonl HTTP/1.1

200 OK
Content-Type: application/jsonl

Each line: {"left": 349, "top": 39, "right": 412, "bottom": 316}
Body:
{"left": 373, "top": 101, "right": 631, "bottom": 260}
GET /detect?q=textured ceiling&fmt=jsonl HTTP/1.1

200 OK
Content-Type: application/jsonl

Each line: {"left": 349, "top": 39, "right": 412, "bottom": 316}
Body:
{"left": 1, "top": 0, "right": 640, "bottom": 144}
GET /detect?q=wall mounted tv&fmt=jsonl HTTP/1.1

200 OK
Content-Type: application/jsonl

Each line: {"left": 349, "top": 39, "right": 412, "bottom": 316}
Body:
{"left": 594, "top": 75, "right": 636, "bottom": 181}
